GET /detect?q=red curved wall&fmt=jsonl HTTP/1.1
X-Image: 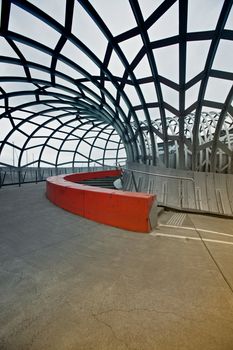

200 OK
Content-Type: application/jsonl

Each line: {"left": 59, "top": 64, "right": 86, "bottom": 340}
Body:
{"left": 46, "top": 170, "right": 156, "bottom": 233}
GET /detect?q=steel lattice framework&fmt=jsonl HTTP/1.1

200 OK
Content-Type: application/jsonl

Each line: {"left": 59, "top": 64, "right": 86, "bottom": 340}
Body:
{"left": 0, "top": 0, "right": 233, "bottom": 172}
{"left": 136, "top": 111, "right": 233, "bottom": 172}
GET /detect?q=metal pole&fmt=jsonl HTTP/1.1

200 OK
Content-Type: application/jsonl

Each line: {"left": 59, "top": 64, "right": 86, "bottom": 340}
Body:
{"left": 179, "top": 178, "right": 182, "bottom": 208}
{"left": 23, "top": 170, "right": 27, "bottom": 183}
{"left": 2, "top": 171, "right": 6, "bottom": 186}
{"left": 13, "top": 142, "right": 15, "bottom": 167}
{"left": 131, "top": 171, "right": 138, "bottom": 192}
{"left": 18, "top": 169, "right": 21, "bottom": 187}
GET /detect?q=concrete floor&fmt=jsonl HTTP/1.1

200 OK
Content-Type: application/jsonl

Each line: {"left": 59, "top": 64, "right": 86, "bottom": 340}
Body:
{"left": 1, "top": 183, "right": 233, "bottom": 350}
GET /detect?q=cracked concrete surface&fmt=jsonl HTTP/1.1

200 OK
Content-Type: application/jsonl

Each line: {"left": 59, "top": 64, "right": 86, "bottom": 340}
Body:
{"left": 1, "top": 183, "right": 233, "bottom": 349}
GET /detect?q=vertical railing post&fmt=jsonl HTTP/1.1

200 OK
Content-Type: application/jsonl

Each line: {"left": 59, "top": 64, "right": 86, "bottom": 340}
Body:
{"left": 18, "top": 169, "right": 21, "bottom": 187}
{"left": 179, "top": 178, "right": 182, "bottom": 208}
{"left": 2, "top": 171, "right": 6, "bottom": 186}
{"left": 131, "top": 171, "right": 138, "bottom": 192}
{"left": 23, "top": 170, "right": 27, "bottom": 183}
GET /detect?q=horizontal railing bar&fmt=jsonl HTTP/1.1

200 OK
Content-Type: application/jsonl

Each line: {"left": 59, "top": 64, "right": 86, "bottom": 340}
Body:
{"left": 122, "top": 167, "right": 195, "bottom": 183}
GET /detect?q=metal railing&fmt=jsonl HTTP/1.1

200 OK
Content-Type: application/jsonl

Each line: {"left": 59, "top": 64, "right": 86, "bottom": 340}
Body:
{"left": 0, "top": 166, "right": 116, "bottom": 188}
{"left": 122, "top": 167, "right": 194, "bottom": 188}
{"left": 121, "top": 167, "right": 195, "bottom": 208}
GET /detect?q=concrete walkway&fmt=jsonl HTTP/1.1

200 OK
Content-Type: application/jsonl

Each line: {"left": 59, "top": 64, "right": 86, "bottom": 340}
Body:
{"left": 1, "top": 183, "right": 233, "bottom": 349}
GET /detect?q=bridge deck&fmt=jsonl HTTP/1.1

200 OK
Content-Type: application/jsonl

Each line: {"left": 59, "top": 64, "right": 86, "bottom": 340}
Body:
{"left": 1, "top": 183, "right": 233, "bottom": 349}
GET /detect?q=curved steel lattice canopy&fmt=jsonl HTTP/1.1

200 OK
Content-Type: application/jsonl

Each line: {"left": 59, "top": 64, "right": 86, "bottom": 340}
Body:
{"left": 0, "top": 0, "right": 233, "bottom": 172}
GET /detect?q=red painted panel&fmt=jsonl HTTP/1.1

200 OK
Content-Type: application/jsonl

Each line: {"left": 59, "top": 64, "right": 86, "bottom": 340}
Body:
{"left": 46, "top": 170, "right": 156, "bottom": 233}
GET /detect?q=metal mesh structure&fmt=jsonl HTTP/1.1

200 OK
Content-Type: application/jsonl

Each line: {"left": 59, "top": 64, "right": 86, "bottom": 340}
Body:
{"left": 136, "top": 111, "right": 233, "bottom": 172}
{"left": 0, "top": 0, "right": 233, "bottom": 173}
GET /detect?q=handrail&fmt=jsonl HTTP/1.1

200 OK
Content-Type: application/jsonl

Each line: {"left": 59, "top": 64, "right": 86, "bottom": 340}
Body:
{"left": 0, "top": 166, "right": 115, "bottom": 187}
{"left": 122, "top": 167, "right": 195, "bottom": 183}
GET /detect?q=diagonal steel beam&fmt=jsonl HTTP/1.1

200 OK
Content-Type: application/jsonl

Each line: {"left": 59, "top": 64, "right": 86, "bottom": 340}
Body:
{"left": 210, "top": 85, "right": 233, "bottom": 172}
{"left": 192, "top": 0, "right": 233, "bottom": 170}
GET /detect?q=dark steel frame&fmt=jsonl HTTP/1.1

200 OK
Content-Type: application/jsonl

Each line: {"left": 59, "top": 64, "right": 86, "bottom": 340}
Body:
{"left": 0, "top": 0, "right": 233, "bottom": 176}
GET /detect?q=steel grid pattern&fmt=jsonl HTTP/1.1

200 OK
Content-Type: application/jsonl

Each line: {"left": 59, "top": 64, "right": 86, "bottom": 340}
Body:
{"left": 136, "top": 111, "right": 233, "bottom": 173}
{"left": 0, "top": 0, "right": 233, "bottom": 172}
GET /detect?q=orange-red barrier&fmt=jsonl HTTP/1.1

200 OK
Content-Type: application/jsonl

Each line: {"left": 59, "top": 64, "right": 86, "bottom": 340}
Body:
{"left": 46, "top": 170, "right": 156, "bottom": 233}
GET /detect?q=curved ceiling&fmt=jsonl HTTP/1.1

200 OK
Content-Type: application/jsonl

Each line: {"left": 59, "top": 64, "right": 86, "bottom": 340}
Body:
{"left": 0, "top": 0, "right": 233, "bottom": 172}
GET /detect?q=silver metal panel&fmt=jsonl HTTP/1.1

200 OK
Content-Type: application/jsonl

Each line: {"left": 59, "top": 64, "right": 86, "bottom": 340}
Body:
{"left": 166, "top": 179, "right": 180, "bottom": 208}
{"left": 205, "top": 173, "right": 218, "bottom": 213}
{"left": 149, "top": 199, "right": 158, "bottom": 230}
{"left": 142, "top": 172, "right": 149, "bottom": 192}
{"left": 125, "top": 163, "right": 233, "bottom": 216}
{"left": 137, "top": 176, "right": 143, "bottom": 192}
{"left": 214, "top": 173, "right": 232, "bottom": 215}
{"left": 153, "top": 175, "right": 163, "bottom": 201}
{"left": 195, "top": 187, "right": 202, "bottom": 210}
{"left": 193, "top": 172, "right": 209, "bottom": 211}
{"left": 148, "top": 178, "right": 154, "bottom": 194}
{"left": 181, "top": 179, "right": 196, "bottom": 210}
{"left": 161, "top": 181, "right": 168, "bottom": 205}
{"left": 226, "top": 175, "right": 233, "bottom": 215}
